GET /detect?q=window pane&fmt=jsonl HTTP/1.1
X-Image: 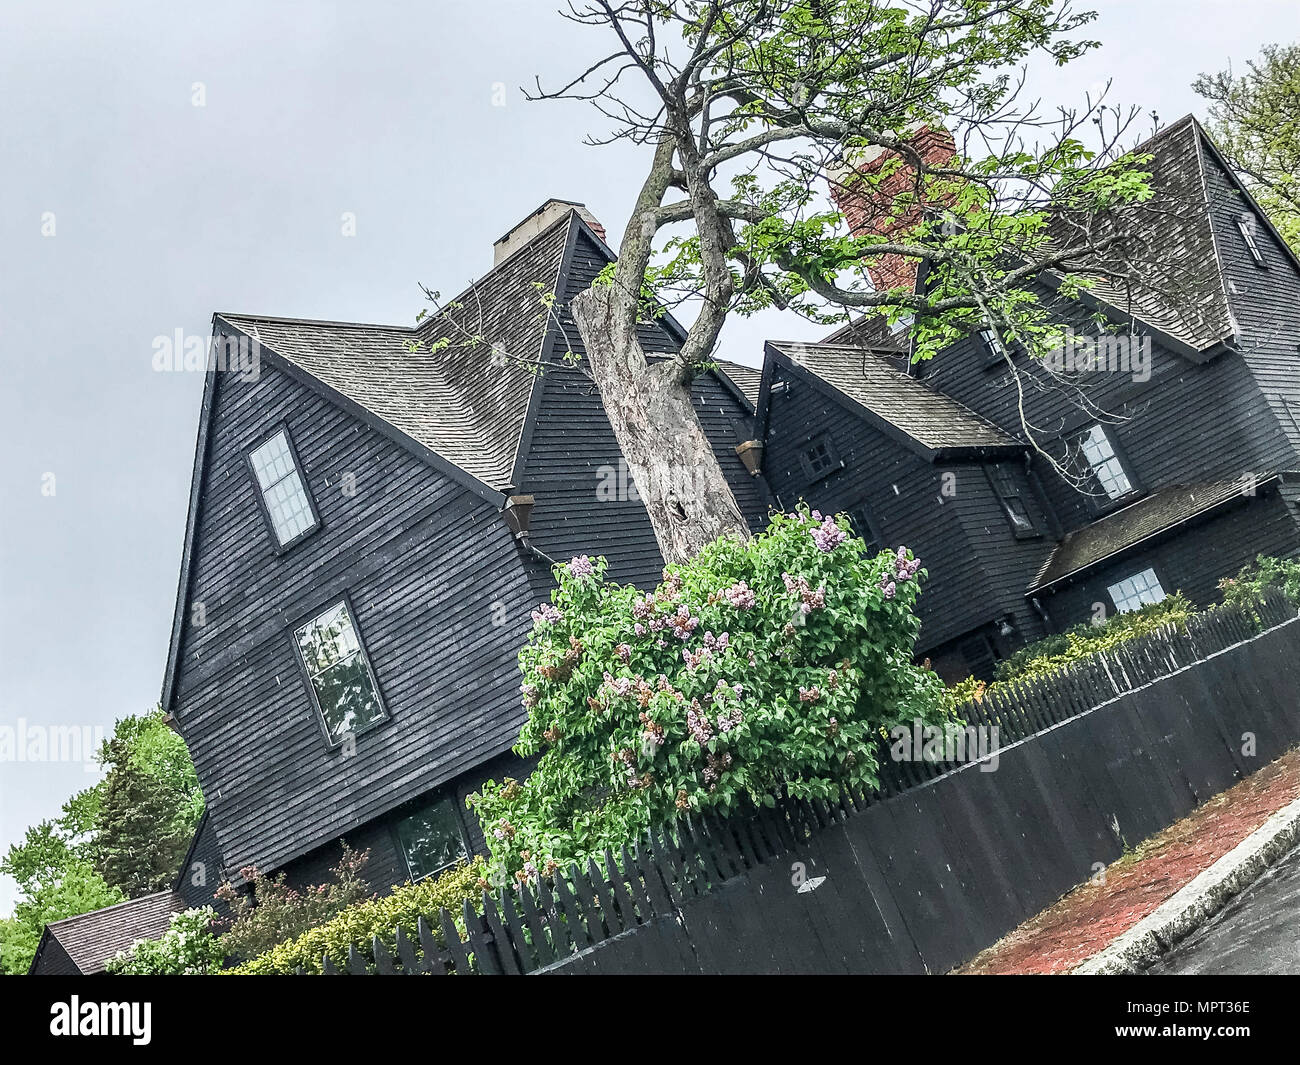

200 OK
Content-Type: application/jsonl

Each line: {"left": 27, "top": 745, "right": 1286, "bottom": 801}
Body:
{"left": 1080, "top": 425, "right": 1132, "bottom": 500}
{"left": 295, "top": 602, "right": 361, "bottom": 675}
{"left": 250, "top": 431, "right": 295, "bottom": 490}
{"left": 1108, "top": 568, "right": 1166, "bottom": 613}
{"left": 1005, "top": 497, "right": 1033, "bottom": 530}
{"left": 397, "top": 798, "right": 468, "bottom": 881}
{"left": 311, "top": 653, "right": 384, "bottom": 739}
{"left": 264, "top": 470, "right": 315, "bottom": 544}
{"left": 848, "top": 506, "right": 881, "bottom": 554}
{"left": 294, "top": 602, "right": 385, "bottom": 742}
{"left": 251, "top": 430, "right": 317, "bottom": 546}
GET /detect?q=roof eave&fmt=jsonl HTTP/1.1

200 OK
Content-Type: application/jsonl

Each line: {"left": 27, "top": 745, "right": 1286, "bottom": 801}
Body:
{"left": 1026, "top": 475, "right": 1279, "bottom": 594}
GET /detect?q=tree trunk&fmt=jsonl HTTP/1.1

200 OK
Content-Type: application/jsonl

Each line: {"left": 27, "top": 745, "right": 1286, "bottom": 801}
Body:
{"left": 571, "top": 284, "right": 751, "bottom": 566}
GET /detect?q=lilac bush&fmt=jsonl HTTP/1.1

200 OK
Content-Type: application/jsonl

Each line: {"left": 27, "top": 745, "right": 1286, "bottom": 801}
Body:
{"left": 469, "top": 506, "right": 947, "bottom": 884}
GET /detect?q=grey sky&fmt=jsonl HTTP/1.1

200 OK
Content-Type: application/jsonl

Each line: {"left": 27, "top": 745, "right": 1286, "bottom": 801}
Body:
{"left": 3, "top": 0, "right": 1298, "bottom": 912}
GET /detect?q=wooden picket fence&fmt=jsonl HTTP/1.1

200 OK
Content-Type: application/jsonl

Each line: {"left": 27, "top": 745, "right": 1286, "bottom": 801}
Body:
{"left": 320, "top": 789, "right": 853, "bottom": 974}
{"left": 317, "top": 589, "right": 1299, "bottom": 975}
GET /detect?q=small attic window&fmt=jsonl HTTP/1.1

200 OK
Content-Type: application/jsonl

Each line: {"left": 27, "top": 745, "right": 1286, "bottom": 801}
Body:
{"left": 977, "top": 327, "right": 1005, "bottom": 369}
{"left": 249, "top": 427, "right": 320, "bottom": 550}
{"left": 1237, "top": 215, "right": 1268, "bottom": 268}
{"left": 799, "top": 433, "right": 843, "bottom": 483}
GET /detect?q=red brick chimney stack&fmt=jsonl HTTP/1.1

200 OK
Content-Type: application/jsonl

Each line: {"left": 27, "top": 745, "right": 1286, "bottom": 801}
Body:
{"left": 829, "top": 125, "right": 958, "bottom": 292}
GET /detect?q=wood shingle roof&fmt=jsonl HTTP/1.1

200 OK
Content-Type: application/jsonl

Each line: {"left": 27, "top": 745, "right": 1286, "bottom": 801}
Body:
{"left": 31, "top": 890, "right": 181, "bottom": 975}
{"left": 767, "top": 339, "right": 1021, "bottom": 455}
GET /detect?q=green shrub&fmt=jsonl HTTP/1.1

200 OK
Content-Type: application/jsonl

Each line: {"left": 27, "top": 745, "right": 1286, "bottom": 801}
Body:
{"left": 105, "top": 907, "right": 224, "bottom": 975}
{"left": 214, "top": 844, "right": 372, "bottom": 963}
{"left": 469, "top": 506, "right": 948, "bottom": 886}
{"left": 225, "top": 858, "right": 484, "bottom": 974}
{"left": 1218, "top": 554, "right": 1300, "bottom": 613}
{"left": 990, "top": 593, "right": 1195, "bottom": 685}
{"left": 941, "top": 675, "right": 987, "bottom": 711}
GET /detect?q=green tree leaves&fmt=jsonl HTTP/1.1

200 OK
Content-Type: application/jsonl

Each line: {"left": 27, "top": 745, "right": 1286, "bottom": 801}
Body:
{"left": 0, "top": 707, "right": 204, "bottom": 974}
{"left": 1195, "top": 42, "right": 1300, "bottom": 250}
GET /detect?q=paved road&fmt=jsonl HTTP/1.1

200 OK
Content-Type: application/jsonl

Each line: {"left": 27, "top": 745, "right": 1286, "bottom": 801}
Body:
{"left": 1149, "top": 842, "right": 1300, "bottom": 975}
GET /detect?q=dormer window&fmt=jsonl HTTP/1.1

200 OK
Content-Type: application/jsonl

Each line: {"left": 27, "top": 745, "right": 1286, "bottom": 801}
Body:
{"left": 1078, "top": 424, "right": 1135, "bottom": 501}
{"left": 293, "top": 599, "right": 387, "bottom": 744}
{"left": 988, "top": 464, "right": 1039, "bottom": 536}
{"left": 1237, "top": 215, "right": 1267, "bottom": 268}
{"left": 249, "top": 427, "right": 319, "bottom": 550}
{"left": 977, "top": 327, "right": 1004, "bottom": 368}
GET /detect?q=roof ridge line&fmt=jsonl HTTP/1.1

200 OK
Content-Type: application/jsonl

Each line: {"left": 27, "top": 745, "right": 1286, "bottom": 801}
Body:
{"left": 47, "top": 888, "right": 178, "bottom": 929}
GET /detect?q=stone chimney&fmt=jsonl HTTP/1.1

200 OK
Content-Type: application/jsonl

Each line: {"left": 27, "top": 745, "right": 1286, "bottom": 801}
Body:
{"left": 829, "top": 125, "right": 957, "bottom": 292}
{"left": 493, "top": 198, "right": 607, "bottom": 266}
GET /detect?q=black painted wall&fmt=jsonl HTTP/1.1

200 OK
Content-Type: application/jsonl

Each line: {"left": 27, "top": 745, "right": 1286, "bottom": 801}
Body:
{"left": 172, "top": 360, "right": 538, "bottom": 882}
{"left": 1040, "top": 487, "right": 1300, "bottom": 628}
{"left": 760, "top": 360, "right": 1051, "bottom": 656}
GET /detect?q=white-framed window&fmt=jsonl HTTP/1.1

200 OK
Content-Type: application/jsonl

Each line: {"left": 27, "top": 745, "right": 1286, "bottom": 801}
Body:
{"left": 1237, "top": 215, "right": 1267, "bottom": 268}
{"left": 1108, "top": 567, "right": 1166, "bottom": 613}
{"left": 250, "top": 428, "right": 318, "bottom": 548}
{"left": 293, "top": 600, "right": 387, "bottom": 743}
{"left": 1079, "top": 424, "right": 1134, "bottom": 500}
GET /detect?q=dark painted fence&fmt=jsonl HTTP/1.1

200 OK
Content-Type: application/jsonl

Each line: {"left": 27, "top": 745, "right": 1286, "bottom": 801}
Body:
{"left": 320, "top": 591, "right": 1300, "bottom": 975}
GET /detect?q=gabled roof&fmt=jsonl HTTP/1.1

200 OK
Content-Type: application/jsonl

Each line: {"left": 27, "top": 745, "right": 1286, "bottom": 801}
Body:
{"left": 713, "top": 358, "right": 762, "bottom": 409}
{"left": 162, "top": 207, "right": 759, "bottom": 718}
{"left": 218, "top": 212, "right": 577, "bottom": 494}
{"left": 30, "top": 890, "right": 181, "bottom": 975}
{"left": 821, "top": 115, "right": 1262, "bottom": 362}
{"left": 1055, "top": 114, "right": 1236, "bottom": 354}
{"left": 763, "top": 340, "right": 1022, "bottom": 458}
{"left": 1028, "top": 475, "right": 1277, "bottom": 593}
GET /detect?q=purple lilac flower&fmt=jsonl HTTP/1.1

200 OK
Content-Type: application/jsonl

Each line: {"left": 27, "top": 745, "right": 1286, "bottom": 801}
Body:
{"left": 811, "top": 516, "right": 848, "bottom": 553}
{"left": 530, "top": 602, "right": 562, "bottom": 625}
{"left": 615, "top": 643, "right": 631, "bottom": 662}
{"left": 723, "top": 581, "right": 756, "bottom": 610}
{"left": 567, "top": 555, "right": 595, "bottom": 579}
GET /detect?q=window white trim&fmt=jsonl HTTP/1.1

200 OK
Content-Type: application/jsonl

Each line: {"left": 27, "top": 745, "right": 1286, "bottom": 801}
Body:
{"left": 292, "top": 599, "right": 387, "bottom": 744}
{"left": 1107, "top": 567, "right": 1166, "bottom": 613}
{"left": 1079, "top": 424, "right": 1134, "bottom": 501}
{"left": 249, "top": 428, "right": 319, "bottom": 548}
{"left": 1237, "top": 215, "right": 1267, "bottom": 268}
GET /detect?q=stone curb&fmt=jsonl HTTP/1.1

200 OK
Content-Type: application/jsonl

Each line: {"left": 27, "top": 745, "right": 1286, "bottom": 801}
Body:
{"left": 1073, "top": 795, "right": 1300, "bottom": 974}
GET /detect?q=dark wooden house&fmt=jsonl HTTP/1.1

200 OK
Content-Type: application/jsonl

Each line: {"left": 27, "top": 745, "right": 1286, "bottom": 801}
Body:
{"left": 153, "top": 201, "right": 766, "bottom": 908}
{"left": 757, "top": 116, "right": 1300, "bottom": 679}
{"left": 34, "top": 116, "right": 1300, "bottom": 966}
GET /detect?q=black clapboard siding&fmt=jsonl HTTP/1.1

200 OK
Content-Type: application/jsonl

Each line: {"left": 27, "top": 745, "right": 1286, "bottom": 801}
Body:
{"left": 912, "top": 282, "right": 1283, "bottom": 536}
{"left": 278, "top": 749, "right": 538, "bottom": 896}
{"left": 1201, "top": 143, "right": 1300, "bottom": 464}
{"left": 1041, "top": 488, "right": 1300, "bottom": 626}
{"left": 760, "top": 363, "right": 1020, "bottom": 651}
{"left": 174, "top": 812, "right": 227, "bottom": 910}
{"left": 174, "top": 361, "right": 538, "bottom": 880}
{"left": 518, "top": 227, "right": 770, "bottom": 597}
{"left": 943, "top": 462, "right": 1054, "bottom": 644}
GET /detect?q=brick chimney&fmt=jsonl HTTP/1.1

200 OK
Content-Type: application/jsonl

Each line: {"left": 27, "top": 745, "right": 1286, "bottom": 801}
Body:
{"left": 493, "top": 198, "right": 606, "bottom": 266}
{"left": 830, "top": 125, "right": 957, "bottom": 292}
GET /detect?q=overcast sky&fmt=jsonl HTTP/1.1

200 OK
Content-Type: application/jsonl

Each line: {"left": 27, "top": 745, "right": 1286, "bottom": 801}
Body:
{"left": 3, "top": 0, "right": 1298, "bottom": 912}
